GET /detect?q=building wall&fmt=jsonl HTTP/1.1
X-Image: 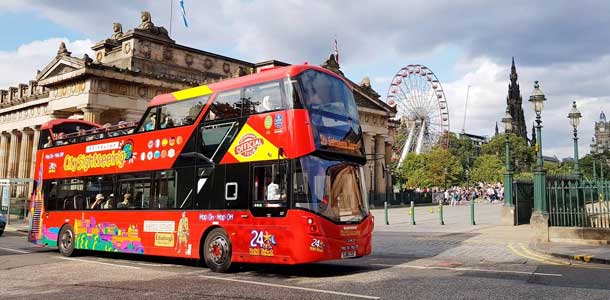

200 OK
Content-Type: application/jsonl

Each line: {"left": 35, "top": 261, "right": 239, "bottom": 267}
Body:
{"left": 591, "top": 120, "right": 610, "bottom": 154}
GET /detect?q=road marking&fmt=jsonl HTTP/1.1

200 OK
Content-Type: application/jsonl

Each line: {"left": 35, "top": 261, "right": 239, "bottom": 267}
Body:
{"left": 131, "top": 262, "right": 176, "bottom": 267}
{"left": 509, "top": 243, "right": 610, "bottom": 270}
{"left": 199, "top": 275, "right": 380, "bottom": 299}
{"left": 371, "top": 263, "right": 562, "bottom": 277}
{"left": 57, "top": 257, "right": 141, "bottom": 269}
{"left": 0, "top": 246, "right": 31, "bottom": 254}
{"left": 517, "top": 243, "right": 570, "bottom": 265}
{"left": 507, "top": 243, "right": 562, "bottom": 266}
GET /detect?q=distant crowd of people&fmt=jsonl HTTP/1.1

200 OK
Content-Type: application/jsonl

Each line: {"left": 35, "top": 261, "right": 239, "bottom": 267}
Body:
{"left": 442, "top": 183, "right": 504, "bottom": 206}
{"left": 411, "top": 182, "right": 504, "bottom": 206}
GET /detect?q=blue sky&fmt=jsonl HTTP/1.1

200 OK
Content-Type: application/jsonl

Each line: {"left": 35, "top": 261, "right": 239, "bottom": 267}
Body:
{"left": 0, "top": 0, "right": 608, "bottom": 160}
{"left": 0, "top": 11, "right": 84, "bottom": 50}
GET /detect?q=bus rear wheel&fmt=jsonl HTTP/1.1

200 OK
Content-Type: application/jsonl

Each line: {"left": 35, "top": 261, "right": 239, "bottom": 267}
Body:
{"left": 203, "top": 228, "right": 232, "bottom": 273}
{"left": 58, "top": 225, "right": 76, "bottom": 257}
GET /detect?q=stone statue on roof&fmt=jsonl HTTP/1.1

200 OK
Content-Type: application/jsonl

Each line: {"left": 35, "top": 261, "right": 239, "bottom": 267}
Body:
{"left": 359, "top": 76, "right": 380, "bottom": 99}
{"left": 111, "top": 22, "right": 123, "bottom": 39}
{"left": 139, "top": 11, "right": 154, "bottom": 30}
{"left": 138, "top": 11, "right": 169, "bottom": 36}
{"left": 57, "top": 42, "right": 71, "bottom": 56}
{"left": 321, "top": 53, "right": 343, "bottom": 76}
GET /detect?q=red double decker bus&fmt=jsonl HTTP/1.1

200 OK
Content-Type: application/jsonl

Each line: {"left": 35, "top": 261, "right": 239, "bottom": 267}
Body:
{"left": 29, "top": 65, "right": 372, "bottom": 272}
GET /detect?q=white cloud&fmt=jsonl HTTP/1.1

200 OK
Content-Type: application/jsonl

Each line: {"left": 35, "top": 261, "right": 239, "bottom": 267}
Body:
{"left": 441, "top": 57, "right": 608, "bottom": 159}
{"left": 0, "top": 38, "right": 93, "bottom": 88}
{"left": 2, "top": 0, "right": 609, "bottom": 160}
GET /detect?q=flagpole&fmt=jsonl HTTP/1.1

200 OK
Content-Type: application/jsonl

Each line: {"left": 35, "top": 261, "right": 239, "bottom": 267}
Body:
{"left": 169, "top": 0, "right": 174, "bottom": 36}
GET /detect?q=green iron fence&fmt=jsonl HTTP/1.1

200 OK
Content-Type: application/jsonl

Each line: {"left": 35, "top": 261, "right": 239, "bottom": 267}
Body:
{"left": 547, "top": 176, "right": 610, "bottom": 228}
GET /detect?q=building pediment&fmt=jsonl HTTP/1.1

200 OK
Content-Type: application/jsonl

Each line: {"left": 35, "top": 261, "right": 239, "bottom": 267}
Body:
{"left": 36, "top": 55, "right": 85, "bottom": 83}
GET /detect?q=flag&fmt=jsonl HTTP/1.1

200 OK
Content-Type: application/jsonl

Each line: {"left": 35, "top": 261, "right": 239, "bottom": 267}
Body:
{"left": 333, "top": 37, "right": 339, "bottom": 64}
{"left": 180, "top": 0, "right": 189, "bottom": 28}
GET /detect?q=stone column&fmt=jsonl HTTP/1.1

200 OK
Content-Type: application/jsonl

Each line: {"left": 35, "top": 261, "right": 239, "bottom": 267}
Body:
{"left": 81, "top": 107, "right": 104, "bottom": 123}
{"left": 362, "top": 133, "right": 374, "bottom": 196}
{"left": 7, "top": 130, "right": 21, "bottom": 197}
{"left": 385, "top": 142, "right": 393, "bottom": 194}
{"left": 28, "top": 128, "right": 41, "bottom": 196}
{"left": 0, "top": 132, "right": 9, "bottom": 178}
{"left": 17, "top": 128, "right": 33, "bottom": 197}
{"left": 375, "top": 135, "right": 387, "bottom": 198}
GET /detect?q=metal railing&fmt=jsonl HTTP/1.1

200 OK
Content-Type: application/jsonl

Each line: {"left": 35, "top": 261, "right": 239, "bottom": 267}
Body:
{"left": 369, "top": 191, "right": 434, "bottom": 207}
{"left": 547, "top": 177, "right": 610, "bottom": 228}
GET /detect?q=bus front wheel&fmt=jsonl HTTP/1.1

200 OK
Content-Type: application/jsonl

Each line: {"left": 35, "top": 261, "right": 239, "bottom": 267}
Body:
{"left": 58, "top": 225, "right": 77, "bottom": 257}
{"left": 203, "top": 228, "right": 232, "bottom": 273}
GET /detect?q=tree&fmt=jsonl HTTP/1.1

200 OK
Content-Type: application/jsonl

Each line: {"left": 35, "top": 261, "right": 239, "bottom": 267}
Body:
{"left": 470, "top": 154, "right": 504, "bottom": 183}
{"left": 447, "top": 134, "right": 477, "bottom": 171}
{"left": 399, "top": 147, "right": 462, "bottom": 188}
{"left": 580, "top": 152, "right": 610, "bottom": 180}
{"left": 482, "top": 133, "right": 535, "bottom": 172}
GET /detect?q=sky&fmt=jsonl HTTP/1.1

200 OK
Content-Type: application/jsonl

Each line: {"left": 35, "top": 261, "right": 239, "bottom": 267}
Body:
{"left": 0, "top": 0, "right": 608, "bottom": 159}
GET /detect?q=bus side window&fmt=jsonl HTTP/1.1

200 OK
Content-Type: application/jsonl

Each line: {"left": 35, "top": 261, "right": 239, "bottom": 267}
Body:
{"left": 39, "top": 129, "right": 53, "bottom": 149}
{"left": 155, "top": 170, "right": 176, "bottom": 209}
{"left": 139, "top": 109, "right": 158, "bottom": 132}
{"left": 117, "top": 172, "right": 152, "bottom": 209}
{"left": 199, "top": 122, "right": 236, "bottom": 160}
{"left": 205, "top": 89, "right": 241, "bottom": 121}
{"left": 252, "top": 163, "right": 287, "bottom": 208}
{"left": 243, "top": 81, "right": 284, "bottom": 115}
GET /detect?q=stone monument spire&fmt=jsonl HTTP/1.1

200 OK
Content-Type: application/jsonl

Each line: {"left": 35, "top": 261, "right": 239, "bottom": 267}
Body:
{"left": 506, "top": 57, "right": 527, "bottom": 140}
{"left": 530, "top": 122, "right": 537, "bottom": 147}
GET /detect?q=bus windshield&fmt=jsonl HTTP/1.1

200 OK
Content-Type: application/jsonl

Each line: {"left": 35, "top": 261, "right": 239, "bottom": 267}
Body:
{"left": 293, "top": 155, "right": 369, "bottom": 223}
{"left": 299, "top": 70, "right": 363, "bottom": 156}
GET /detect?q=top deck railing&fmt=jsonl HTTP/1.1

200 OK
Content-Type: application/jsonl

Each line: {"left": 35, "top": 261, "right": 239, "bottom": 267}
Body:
{"left": 49, "top": 121, "right": 138, "bottom": 147}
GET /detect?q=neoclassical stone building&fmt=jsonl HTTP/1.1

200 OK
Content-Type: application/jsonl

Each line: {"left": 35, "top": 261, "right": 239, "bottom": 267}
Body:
{"left": 590, "top": 111, "right": 610, "bottom": 154}
{"left": 0, "top": 12, "right": 395, "bottom": 202}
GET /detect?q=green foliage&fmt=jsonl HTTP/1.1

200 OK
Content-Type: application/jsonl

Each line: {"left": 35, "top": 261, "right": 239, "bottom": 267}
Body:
{"left": 514, "top": 172, "right": 533, "bottom": 180}
{"left": 580, "top": 152, "right": 610, "bottom": 180}
{"left": 470, "top": 154, "right": 504, "bottom": 183}
{"left": 482, "top": 133, "right": 535, "bottom": 172}
{"left": 544, "top": 161, "right": 574, "bottom": 176}
{"left": 399, "top": 147, "right": 462, "bottom": 188}
{"left": 447, "top": 134, "right": 477, "bottom": 170}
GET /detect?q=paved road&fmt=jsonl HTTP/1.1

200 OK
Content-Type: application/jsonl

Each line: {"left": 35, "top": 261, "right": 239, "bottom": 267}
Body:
{"left": 2, "top": 204, "right": 610, "bottom": 299}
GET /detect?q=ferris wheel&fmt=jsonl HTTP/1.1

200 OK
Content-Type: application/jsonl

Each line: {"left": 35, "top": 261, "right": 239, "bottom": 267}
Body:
{"left": 386, "top": 64, "right": 450, "bottom": 168}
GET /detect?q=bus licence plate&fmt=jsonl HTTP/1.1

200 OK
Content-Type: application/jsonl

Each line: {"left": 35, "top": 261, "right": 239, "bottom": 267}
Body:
{"left": 341, "top": 251, "right": 356, "bottom": 258}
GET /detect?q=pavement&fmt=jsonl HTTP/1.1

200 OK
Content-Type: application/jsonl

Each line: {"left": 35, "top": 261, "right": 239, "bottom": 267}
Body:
{"left": 373, "top": 202, "right": 610, "bottom": 266}
{"left": 3, "top": 219, "right": 29, "bottom": 233}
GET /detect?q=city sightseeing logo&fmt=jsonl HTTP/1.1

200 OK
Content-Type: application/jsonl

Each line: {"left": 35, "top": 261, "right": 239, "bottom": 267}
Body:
{"left": 63, "top": 150, "right": 127, "bottom": 172}
{"left": 234, "top": 133, "right": 263, "bottom": 158}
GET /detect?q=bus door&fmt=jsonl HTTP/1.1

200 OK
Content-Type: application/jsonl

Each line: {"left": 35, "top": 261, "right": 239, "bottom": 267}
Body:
{"left": 249, "top": 162, "right": 288, "bottom": 217}
{"left": 197, "top": 121, "right": 239, "bottom": 209}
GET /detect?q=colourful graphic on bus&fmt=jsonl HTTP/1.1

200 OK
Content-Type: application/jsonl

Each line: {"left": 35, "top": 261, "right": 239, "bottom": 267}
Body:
{"left": 74, "top": 214, "right": 144, "bottom": 253}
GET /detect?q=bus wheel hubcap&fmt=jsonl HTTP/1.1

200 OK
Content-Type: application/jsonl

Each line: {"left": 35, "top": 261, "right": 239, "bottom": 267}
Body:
{"left": 61, "top": 230, "right": 73, "bottom": 251}
{"left": 209, "top": 236, "right": 228, "bottom": 264}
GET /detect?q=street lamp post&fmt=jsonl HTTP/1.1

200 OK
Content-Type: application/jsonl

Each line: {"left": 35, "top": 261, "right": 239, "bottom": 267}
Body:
{"left": 502, "top": 108, "right": 513, "bottom": 206}
{"left": 529, "top": 81, "right": 548, "bottom": 215}
{"left": 567, "top": 101, "right": 582, "bottom": 176}
{"left": 465, "top": 169, "right": 470, "bottom": 189}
